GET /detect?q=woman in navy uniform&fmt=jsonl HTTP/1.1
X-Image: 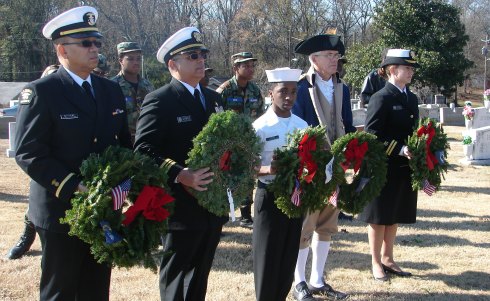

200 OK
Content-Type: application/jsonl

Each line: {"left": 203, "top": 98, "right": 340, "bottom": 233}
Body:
{"left": 358, "top": 49, "right": 420, "bottom": 281}
{"left": 134, "top": 27, "right": 226, "bottom": 301}
{"left": 14, "top": 6, "right": 131, "bottom": 300}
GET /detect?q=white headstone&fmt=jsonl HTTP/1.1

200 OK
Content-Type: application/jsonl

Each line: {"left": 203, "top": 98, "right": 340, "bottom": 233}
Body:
{"left": 464, "top": 126, "right": 490, "bottom": 160}
{"left": 6, "top": 121, "right": 16, "bottom": 158}
{"left": 440, "top": 107, "right": 464, "bottom": 126}
{"left": 351, "top": 109, "right": 367, "bottom": 127}
{"left": 418, "top": 105, "right": 440, "bottom": 121}
{"left": 472, "top": 107, "right": 490, "bottom": 129}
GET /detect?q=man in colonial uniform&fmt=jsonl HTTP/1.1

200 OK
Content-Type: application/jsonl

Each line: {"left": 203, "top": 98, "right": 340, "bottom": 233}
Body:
{"left": 291, "top": 34, "right": 355, "bottom": 301}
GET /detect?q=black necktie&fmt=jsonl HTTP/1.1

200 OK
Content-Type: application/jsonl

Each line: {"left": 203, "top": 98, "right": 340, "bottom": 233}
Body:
{"left": 82, "top": 81, "right": 95, "bottom": 101}
{"left": 194, "top": 89, "right": 205, "bottom": 109}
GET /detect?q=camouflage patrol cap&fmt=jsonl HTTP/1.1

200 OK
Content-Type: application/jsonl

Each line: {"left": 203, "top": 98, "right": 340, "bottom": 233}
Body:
{"left": 232, "top": 52, "right": 257, "bottom": 64}
{"left": 94, "top": 53, "right": 110, "bottom": 73}
{"left": 117, "top": 42, "right": 142, "bottom": 55}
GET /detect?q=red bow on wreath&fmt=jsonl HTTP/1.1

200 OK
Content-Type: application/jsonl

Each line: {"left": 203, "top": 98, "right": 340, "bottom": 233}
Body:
{"left": 219, "top": 150, "right": 232, "bottom": 171}
{"left": 340, "top": 138, "right": 368, "bottom": 173}
{"left": 122, "top": 186, "right": 174, "bottom": 226}
{"left": 416, "top": 122, "right": 438, "bottom": 171}
{"left": 298, "top": 133, "right": 318, "bottom": 183}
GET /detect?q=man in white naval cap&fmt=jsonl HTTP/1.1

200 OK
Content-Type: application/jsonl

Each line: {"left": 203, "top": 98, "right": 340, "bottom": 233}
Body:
{"left": 134, "top": 27, "right": 226, "bottom": 301}
{"left": 252, "top": 67, "right": 308, "bottom": 301}
{"left": 14, "top": 6, "right": 131, "bottom": 300}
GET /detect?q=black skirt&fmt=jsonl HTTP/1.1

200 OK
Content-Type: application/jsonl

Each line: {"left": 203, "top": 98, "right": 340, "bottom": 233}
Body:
{"left": 358, "top": 158, "right": 418, "bottom": 225}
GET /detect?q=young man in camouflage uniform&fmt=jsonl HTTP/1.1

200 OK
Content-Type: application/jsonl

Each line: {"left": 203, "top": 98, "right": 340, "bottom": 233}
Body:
{"left": 216, "top": 52, "right": 264, "bottom": 228}
{"left": 111, "top": 42, "right": 154, "bottom": 141}
{"left": 92, "top": 53, "right": 110, "bottom": 77}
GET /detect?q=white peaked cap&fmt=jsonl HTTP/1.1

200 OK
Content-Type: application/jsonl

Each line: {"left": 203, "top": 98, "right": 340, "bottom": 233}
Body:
{"left": 42, "top": 6, "right": 101, "bottom": 40}
{"left": 156, "top": 27, "right": 208, "bottom": 64}
{"left": 265, "top": 67, "right": 303, "bottom": 83}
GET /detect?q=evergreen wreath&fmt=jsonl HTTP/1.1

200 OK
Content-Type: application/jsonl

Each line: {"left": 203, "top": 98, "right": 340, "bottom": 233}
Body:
{"left": 330, "top": 131, "right": 387, "bottom": 214}
{"left": 61, "top": 146, "right": 173, "bottom": 271}
{"left": 186, "top": 110, "right": 262, "bottom": 217}
{"left": 406, "top": 117, "right": 449, "bottom": 193}
{"left": 270, "top": 126, "right": 343, "bottom": 218}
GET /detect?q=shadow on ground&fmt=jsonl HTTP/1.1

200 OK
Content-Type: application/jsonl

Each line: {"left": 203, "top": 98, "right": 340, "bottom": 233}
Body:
{"left": 0, "top": 192, "right": 28, "bottom": 203}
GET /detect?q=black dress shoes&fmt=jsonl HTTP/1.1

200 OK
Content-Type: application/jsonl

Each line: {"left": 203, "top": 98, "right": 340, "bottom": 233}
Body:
{"left": 308, "top": 281, "right": 349, "bottom": 300}
{"left": 293, "top": 281, "right": 317, "bottom": 301}
{"left": 7, "top": 220, "right": 36, "bottom": 260}
{"left": 382, "top": 264, "right": 412, "bottom": 277}
{"left": 373, "top": 272, "right": 389, "bottom": 282}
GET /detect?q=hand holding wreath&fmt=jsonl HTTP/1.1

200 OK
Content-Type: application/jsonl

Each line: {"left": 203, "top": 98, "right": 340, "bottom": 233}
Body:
{"left": 270, "top": 126, "right": 343, "bottom": 218}
{"left": 330, "top": 131, "right": 387, "bottom": 214}
{"left": 406, "top": 117, "right": 449, "bottom": 195}
{"left": 60, "top": 146, "right": 173, "bottom": 270}
{"left": 185, "top": 111, "right": 262, "bottom": 217}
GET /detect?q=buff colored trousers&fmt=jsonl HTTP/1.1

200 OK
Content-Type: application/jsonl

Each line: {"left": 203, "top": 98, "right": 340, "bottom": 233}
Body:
{"left": 299, "top": 206, "right": 340, "bottom": 249}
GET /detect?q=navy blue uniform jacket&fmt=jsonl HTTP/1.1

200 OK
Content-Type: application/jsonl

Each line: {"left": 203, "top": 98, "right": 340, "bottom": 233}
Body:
{"left": 15, "top": 66, "right": 132, "bottom": 233}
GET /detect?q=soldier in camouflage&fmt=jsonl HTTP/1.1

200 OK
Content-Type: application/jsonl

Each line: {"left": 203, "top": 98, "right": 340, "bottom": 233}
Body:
{"left": 111, "top": 42, "right": 154, "bottom": 141}
{"left": 217, "top": 52, "right": 264, "bottom": 228}
{"left": 92, "top": 53, "right": 110, "bottom": 77}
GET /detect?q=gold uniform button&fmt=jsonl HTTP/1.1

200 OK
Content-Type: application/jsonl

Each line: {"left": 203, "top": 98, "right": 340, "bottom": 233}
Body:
{"left": 410, "top": 115, "right": 414, "bottom": 118}
{"left": 115, "top": 135, "right": 118, "bottom": 140}
{"left": 93, "top": 137, "right": 97, "bottom": 143}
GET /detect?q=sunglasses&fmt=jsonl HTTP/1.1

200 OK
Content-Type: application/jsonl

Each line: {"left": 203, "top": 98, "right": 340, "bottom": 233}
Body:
{"left": 179, "top": 52, "right": 208, "bottom": 61}
{"left": 62, "top": 40, "right": 102, "bottom": 48}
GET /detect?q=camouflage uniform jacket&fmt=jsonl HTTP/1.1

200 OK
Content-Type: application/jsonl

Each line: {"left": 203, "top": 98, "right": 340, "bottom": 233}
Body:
{"left": 111, "top": 72, "right": 154, "bottom": 138}
{"left": 216, "top": 75, "right": 264, "bottom": 120}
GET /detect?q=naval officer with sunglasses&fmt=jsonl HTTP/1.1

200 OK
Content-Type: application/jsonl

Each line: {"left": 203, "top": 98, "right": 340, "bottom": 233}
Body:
{"left": 134, "top": 27, "right": 226, "bottom": 301}
{"left": 14, "top": 6, "right": 131, "bottom": 300}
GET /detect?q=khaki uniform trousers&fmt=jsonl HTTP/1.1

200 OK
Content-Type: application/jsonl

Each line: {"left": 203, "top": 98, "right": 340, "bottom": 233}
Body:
{"left": 299, "top": 205, "right": 340, "bottom": 249}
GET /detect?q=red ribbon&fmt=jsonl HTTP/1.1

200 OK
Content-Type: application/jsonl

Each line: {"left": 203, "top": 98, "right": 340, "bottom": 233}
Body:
{"left": 122, "top": 185, "right": 174, "bottom": 226}
{"left": 340, "top": 138, "right": 368, "bottom": 173}
{"left": 416, "top": 122, "right": 438, "bottom": 171}
{"left": 297, "top": 133, "right": 317, "bottom": 183}
{"left": 219, "top": 150, "right": 232, "bottom": 171}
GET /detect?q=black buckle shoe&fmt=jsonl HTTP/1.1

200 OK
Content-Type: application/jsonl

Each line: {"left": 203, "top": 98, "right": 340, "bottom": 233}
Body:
{"left": 307, "top": 281, "right": 349, "bottom": 300}
{"left": 7, "top": 221, "right": 36, "bottom": 260}
{"left": 293, "top": 281, "right": 317, "bottom": 301}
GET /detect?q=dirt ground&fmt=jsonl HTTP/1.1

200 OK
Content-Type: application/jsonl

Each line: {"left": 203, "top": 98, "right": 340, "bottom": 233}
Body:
{"left": 0, "top": 124, "right": 489, "bottom": 301}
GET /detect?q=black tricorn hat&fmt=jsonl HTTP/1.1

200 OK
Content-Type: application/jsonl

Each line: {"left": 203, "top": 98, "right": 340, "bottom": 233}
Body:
{"left": 380, "top": 49, "right": 420, "bottom": 68}
{"left": 294, "top": 34, "right": 345, "bottom": 56}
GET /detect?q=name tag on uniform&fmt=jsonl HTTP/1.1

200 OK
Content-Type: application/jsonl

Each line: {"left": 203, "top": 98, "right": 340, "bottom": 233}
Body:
{"left": 228, "top": 97, "right": 243, "bottom": 103}
{"left": 60, "top": 114, "right": 79, "bottom": 120}
{"left": 177, "top": 115, "right": 192, "bottom": 123}
{"left": 393, "top": 105, "right": 403, "bottom": 110}
{"left": 112, "top": 109, "right": 124, "bottom": 115}
{"left": 266, "top": 135, "right": 279, "bottom": 141}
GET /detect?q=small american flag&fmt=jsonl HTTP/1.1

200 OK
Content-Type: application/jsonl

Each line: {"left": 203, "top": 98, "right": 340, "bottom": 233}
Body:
{"left": 111, "top": 178, "right": 131, "bottom": 210}
{"left": 291, "top": 179, "right": 301, "bottom": 207}
{"left": 328, "top": 185, "right": 339, "bottom": 207}
{"left": 422, "top": 179, "right": 436, "bottom": 196}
